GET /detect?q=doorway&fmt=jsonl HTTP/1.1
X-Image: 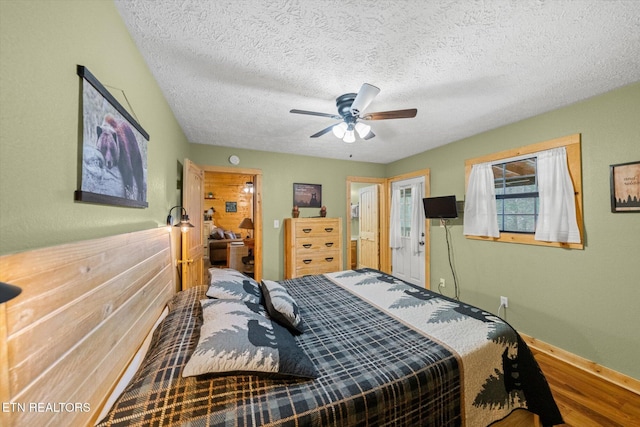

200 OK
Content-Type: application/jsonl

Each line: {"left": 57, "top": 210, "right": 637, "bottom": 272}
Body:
{"left": 390, "top": 176, "right": 425, "bottom": 286}
{"left": 346, "top": 177, "right": 388, "bottom": 273}
{"left": 183, "top": 161, "right": 263, "bottom": 288}
{"left": 202, "top": 166, "right": 262, "bottom": 282}
{"left": 387, "top": 169, "right": 430, "bottom": 288}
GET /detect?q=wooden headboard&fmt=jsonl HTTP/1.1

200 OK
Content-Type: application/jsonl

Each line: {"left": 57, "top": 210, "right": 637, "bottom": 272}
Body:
{"left": 0, "top": 228, "right": 175, "bottom": 426}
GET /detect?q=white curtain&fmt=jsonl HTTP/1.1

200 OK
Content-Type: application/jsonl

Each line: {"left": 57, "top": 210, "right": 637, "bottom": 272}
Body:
{"left": 389, "top": 187, "right": 403, "bottom": 249}
{"left": 463, "top": 163, "right": 500, "bottom": 237}
{"left": 535, "top": 147, "right": 581, "bottom": 243}
{"left": 410, "top": 182, "right": 424, "bottom": 254}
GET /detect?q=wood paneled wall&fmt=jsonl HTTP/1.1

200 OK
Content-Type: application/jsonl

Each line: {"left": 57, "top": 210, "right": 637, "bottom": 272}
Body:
{"left": 204, "top": 172, "right": 254, "bottom": 236}
{"left": 0, "top": 228, "right": 174, "bottom": 426}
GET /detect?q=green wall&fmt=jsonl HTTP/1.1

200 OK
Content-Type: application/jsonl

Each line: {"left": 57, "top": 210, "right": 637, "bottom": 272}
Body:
{"left": 188, "top": 145, "right": 385, "bottom": 280}
{"left": 387, "top": 83, "right": 640, "bottom": 380}
{"left": 0, "top": 0, "right": 189, "bottom": 255}
{"left": 2, "top": 0, "right": 638, "bottom": 381}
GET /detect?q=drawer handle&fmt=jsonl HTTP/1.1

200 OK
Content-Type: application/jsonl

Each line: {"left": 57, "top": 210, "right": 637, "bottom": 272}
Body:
{"left": 324, "top": 227, "right": 334, "bottom": 232}
{"left": 302, "top": 228, "right": 312, "bottom": 233}
{"left": 303, "top": 259, "right": 312, "bottom": 264}
{"left": 302, "top": 244, "right": 312, "bottom": 248}
{"left": 325, "top": 257, "right": 334, "bottom": 262}
{"left": 325, "top": 242, "right": 334, "bottom": 247}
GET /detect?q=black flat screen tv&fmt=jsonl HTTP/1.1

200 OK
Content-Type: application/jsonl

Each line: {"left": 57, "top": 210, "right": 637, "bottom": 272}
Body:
{"left": 423, "top": 195, "right": 458, "bottom": 218}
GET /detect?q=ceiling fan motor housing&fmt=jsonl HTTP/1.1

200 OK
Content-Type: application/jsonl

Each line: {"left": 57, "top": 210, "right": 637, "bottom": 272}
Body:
{"left": 336, "top": 93, "right": 358, "bottom": 118}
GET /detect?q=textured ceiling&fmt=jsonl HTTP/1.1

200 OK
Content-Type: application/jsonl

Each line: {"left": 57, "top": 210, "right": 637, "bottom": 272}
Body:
{"left": 114, "top": 0, "right": 640, "bottom": 164}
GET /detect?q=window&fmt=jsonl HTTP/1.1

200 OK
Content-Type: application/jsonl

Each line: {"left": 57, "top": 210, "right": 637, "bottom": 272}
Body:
{"left": 464, "top": 134, "right": 583, "bottom": 249}
{"left": 494, "top": 157, "right": 539, "bottom": 233}
{"left": 399, "top": 187, "right": 412, "bottom": 237}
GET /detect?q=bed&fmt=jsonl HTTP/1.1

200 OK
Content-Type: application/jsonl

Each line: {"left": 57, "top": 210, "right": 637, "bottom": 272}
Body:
{"left": 0, "top": 229, "right": 562, "bottom": 426}
{"left": 97, "top": 269, "right": 562, "bottom": 426}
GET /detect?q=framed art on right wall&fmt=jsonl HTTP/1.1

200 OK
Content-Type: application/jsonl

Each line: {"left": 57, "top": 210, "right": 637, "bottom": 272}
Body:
{"left": 610, "top": 161, "right": 640, "bottom": 213}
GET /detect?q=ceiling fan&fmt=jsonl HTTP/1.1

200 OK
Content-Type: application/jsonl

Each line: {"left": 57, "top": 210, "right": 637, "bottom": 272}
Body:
{"left": 290, "top": 83, "right": 417, "bottom": 143}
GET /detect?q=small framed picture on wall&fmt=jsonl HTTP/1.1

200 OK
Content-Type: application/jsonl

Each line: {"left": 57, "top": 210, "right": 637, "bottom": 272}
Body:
{"left": 225, "top": 201, "right": 237, "bottom": 213}
{"left": 610, "top": 161, "right": 640, "bottom": 212}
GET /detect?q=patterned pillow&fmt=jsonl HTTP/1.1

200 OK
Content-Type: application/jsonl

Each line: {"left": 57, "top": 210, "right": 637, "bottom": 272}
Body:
{"left": 260, "top": 280, "right": 305, "bottom": 335}
{"left": 210, "top": 228, "right": 224, "bottom": 239}
{"left": 207, "top": 268, "right": 262, "bottom": 304}
{"left": 182, "top": 299, "right": 318, "bottom": 379}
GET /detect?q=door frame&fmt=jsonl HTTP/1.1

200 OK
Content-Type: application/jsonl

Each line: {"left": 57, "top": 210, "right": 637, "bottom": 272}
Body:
{"left": 198, "top": 164, "right": 263, "bottom": 282}
{"left": 386, "top": 168, "right": 431, "bottom": 289}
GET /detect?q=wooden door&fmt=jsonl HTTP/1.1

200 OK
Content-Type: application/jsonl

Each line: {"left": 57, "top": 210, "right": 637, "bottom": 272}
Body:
{"left": 183, "top": 159, "right": 204, "bottom": 290}
{"left": 358, "top": 185, "right": 380, "bottom": 269}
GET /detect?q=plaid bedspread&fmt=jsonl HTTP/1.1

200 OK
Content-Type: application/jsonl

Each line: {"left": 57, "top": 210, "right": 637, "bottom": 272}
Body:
{"left": 324, "top": 269, "right": 563, "bottom": 426}
{"left": 98, "top": 269, "right": 561, "bottom": 426}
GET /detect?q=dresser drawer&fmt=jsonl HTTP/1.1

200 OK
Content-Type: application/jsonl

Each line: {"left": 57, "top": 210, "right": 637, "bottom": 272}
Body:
{"left": 295, "top": 250, "right": 338, "bottom": 266}
{"left": 294, "top": 221, "right": 339, "bottom": 238}
{"left": 294, "top": 254, "right": 341, "bottom": 276}
{"left": 293, "top": 237, "right": 338, "bottom": 254}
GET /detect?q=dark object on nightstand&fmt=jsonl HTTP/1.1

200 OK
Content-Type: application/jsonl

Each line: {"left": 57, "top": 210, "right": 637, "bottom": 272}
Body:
{"left": 242, "top": 251, "right": 254, "bottom": 277}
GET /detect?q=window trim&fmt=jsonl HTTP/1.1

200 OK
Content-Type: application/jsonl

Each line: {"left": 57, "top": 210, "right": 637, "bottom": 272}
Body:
{"left": 464, "top": 134, "right": 583, "bottom": 249}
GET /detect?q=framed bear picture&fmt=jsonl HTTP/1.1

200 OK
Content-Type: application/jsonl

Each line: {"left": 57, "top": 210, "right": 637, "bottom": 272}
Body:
{"left": 293, "top": 183, "right": 322, "bottom": 208}
{"left": 75, "top": 65, "right": 150, "bottom": 208}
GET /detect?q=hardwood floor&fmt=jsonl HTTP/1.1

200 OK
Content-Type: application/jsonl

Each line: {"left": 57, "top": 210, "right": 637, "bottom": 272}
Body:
{"left": 532, "top": 349, "right": 640, "bottom": 427}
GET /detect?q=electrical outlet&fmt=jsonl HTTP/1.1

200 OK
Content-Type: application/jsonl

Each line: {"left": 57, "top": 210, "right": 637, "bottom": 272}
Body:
{"left": 500, "top": 296, "right": 508, "bottom": 308}
{"left": 273, "top": 219, "right": 280, "bottom": 228}
{"left": 439, "top": 278, "right": 446, "bottom": 287}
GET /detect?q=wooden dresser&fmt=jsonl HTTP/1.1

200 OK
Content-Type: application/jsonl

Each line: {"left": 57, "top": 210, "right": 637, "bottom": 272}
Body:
{"left": 284, "top": 217, "right": 343, "bottom": 279}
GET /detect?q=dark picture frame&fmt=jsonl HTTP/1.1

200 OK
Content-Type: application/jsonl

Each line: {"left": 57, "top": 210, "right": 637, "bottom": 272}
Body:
{"left": 75, "top": 65, "right": 149, "bottom": 208}
{"left": 293, "top": 183, "right": 322, "bottom": 207}
{"left": 225, "top": 201, "right": 237, "bottom": 213}
{"left": 610, "top": 161, "right": 640, "bottom": 213}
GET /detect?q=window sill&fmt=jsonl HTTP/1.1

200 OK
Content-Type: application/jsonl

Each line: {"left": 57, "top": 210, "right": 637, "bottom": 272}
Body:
{"left": 465, "top": 232, "right": 583, "bottom": 249}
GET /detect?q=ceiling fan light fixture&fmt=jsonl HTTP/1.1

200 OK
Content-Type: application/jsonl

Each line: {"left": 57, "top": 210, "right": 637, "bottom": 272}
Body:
{"left": 290, "top": 83, "right": 417, "bottom": 143}
{"left": 332, "top": 122, "right": 348, "bottom": 138}
{"left": 343, "top": 130, "right": 356, "bottom": 143}
{"left": 355, "top": 122, "right": 371, "bottom": 138}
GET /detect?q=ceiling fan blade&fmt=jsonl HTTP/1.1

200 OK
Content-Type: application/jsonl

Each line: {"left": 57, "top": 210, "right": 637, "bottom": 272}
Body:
{"left": 350, "top": 83, "right": 380, "bottom": 116}
{"left": 310, "top": 123, "right": 339, "bottom": 138}
{"left": 290, "top": 109, "right": 341, "bottom": 120}
{"left": 362, "top": 108, "right": 417, "bottom": 120}
{"left": 363, "top": 130, "right": 376, "bottom": 140}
